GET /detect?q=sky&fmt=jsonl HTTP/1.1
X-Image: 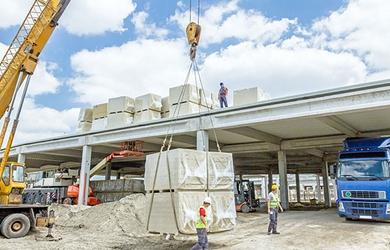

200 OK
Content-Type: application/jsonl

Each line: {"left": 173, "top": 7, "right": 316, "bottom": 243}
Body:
{"left": 0, "top": 0, "right": 390, "bottom": 144}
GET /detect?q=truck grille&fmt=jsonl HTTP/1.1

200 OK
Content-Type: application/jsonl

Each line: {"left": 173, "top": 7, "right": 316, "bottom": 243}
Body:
{"left": 342, "top": 190, "right": 386, "bottom": 199}
{"left": 344, "top": 201, "right": 385, "bottom": 217}
{"left": 351, "top": 209, "right": 379, "bottom": 216}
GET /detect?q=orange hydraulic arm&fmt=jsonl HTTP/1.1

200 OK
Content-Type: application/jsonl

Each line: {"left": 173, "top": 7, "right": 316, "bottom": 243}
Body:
{"left": 0, "top": 0, "right": 70, "bottom": 171}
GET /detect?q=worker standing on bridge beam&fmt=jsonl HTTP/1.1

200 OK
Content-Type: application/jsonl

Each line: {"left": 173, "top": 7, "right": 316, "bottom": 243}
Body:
{"left": 267, "top": 183, "right": 283, "bottom": 235}
{"left": 218, "top": 82, "right": 228, "bottom": 108}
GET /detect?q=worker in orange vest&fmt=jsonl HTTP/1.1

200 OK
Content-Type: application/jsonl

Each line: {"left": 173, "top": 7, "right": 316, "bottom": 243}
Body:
{"left": 191, "top": 197, "right": 211, "bottom": 250}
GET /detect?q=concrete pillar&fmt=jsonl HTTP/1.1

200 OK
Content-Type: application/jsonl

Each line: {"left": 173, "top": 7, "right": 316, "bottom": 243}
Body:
{"left": 17, "top": 153, "right": 26, "bottom": 164}
{"left": 261, "top": 176, "right": 267, "bottom": 199}
{"left": 278, "top": 151, "right": 289, "bottom": 209}
{"left": 196, "top": 130, "right": 209, "bottom": 151}
{"left": 316, "top": 175, "right": 322, "bottom": 202}
{"left": 105, "top": 162, "right": 112, "bottom": 181}
{"left": 295, "top": 172, "right": 301, "bottom": 203}
{"left": 331, "top": 178, "right": 337, "bottom": 201}
{"left": 78, "top": 145, "right": 92, "bottom": 206}
{"left": 322, "top": 162, "right": 331, "bottom": 208}
{"left": 267, "top": 170, "right": 273, "bottom": 194}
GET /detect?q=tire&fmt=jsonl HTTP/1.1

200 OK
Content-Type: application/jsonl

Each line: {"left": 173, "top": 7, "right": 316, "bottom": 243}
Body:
{"left": 1, "top": 213, "right": 31, "bottom": 239}
{"left": 241, "top": 204, "right": 251, "bottom": 213}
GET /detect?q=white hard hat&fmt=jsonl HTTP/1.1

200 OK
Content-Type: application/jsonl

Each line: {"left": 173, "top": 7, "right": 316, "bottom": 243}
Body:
{"left": 203, "top": 197, "right": 212, "bottom": 204}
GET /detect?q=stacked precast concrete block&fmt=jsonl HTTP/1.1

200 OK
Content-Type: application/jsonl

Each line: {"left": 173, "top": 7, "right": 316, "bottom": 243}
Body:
{"left": 107, "top": 96, "right": 135, "bottom": 128}
{"left": 91, "top": 103, "right": 108, "bottom": 131}
{"left": 233, "top": 87, "right": 269, "bottom": 106}
{"left": 169, "top": 84, "right": 219, "bottom": 118}
{"left": 77, "top": 108, "right": 93, "bottom": 133}
{"left": 144, "top": 149, "right": 236, "bottom": 234}
{"left": 134, "top": 94, "right": 162, "bottom": 123}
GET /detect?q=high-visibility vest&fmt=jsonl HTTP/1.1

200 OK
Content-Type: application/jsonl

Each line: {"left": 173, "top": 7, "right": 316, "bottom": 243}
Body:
{"left": 195, "top": 206, "right": 207, "bottom": 229}
{"left": 269, "top": 192, "right": 280, "bottom": 209}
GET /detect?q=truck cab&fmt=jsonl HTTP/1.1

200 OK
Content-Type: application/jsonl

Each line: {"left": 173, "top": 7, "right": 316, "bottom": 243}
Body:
{"left": 0, "top": 162, "right": 26, "bottom": 204}
{"left": 336, "top": 137, "right": 390, "bottom": 220}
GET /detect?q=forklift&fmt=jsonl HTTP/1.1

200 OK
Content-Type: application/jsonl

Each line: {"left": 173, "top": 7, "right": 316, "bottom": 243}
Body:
{"left": 234, "top": 180, "right": 259, "bottom": 213}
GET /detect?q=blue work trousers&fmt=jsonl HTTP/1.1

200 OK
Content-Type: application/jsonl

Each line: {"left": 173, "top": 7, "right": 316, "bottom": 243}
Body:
{"left": 219, "top": 96, "right": 228, "bottom": 108}
{"left": 268, "top": 208, "right": 278, "bottom": 233}
{"left": 191, "top": 228, "right": 208, "bottom": 250}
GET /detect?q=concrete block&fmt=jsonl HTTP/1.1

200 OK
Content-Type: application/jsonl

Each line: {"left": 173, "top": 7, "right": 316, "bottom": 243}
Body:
{"left": 169, "top": 102, "right": 207, "bottom": 118}
{"left": 134, "top": 110, "right": 161, "bottom": 123}
{"left": 78, "top": 108, "right": 93, "bottom": 122}
{"left": 161, "top": 111, "right": 170, "bottom": 118}
{"left": 199, "top": 89, "right": 213, "bottom": 108}
{"left": 91, "top": 117, "right": 107, "bottom": 131}
{"left": 169, "top": 84, "right": 200, "bottom": 104}
{"left": 146, "top": 191, "right": 236, "bottom": 234}
{"left": 233, "top": 87, "right": 268, "bottom": 106}
{"left": 108, "top": 96, "right": 135, "bottom": 114}
{"left": 92, "top": 103, "right": 108, "bottom": 119}
{"left": 161, "top": 96, "right": 170, "bottom": 112}
{"left": 135, "top": 94, "right": 162, "bottom": 112}
{"left": 107, "top": 112, "right": 134, "bottom": 128}
{"left": 77, "top": 121, "right": 92, "bottom": 133}
{"left": 208, "top": 152, "right": 235, "bottom": 190}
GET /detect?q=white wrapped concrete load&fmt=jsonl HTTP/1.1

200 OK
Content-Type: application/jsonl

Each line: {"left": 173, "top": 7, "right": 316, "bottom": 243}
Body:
{"left": 146, "top": 191, "right": 236, "bottom": 234}
{"left": 134, "top": 110, "right": 161, "bottom": 123}
{"left": 169, "top": 102, "right": 207, "bottom": 118}
{"left": 233, "top": 87, "right": 269, "bottom": 106}
{"left": 211, "top": 93, "right": 220, "bottom": 109}
{"left": 169, "top": 84, "right": 200, "bottom": 104}
{"left": 135, "top": 94, "right": 162, "bottom": 112}
{"left": 144, "top": 149, "right": 207, "bottom": 191}
{"left": 108, "top": 96, "right": 135, "bottom": 114}
{"left": 144, "top": 149, "right": 234, "bottom": 191}
{"left": 199, "top": 89, "right": 213, "bottom": 108}
{"left": 161, "top": 97, "right": 170, "bottom": 118}
{"left": 77, "top": 121, "right": 92, "bottom": 133}
{"left": 91, "top": 117, "right": 107, "bottom": 131}
{"left": 107, "top": 112, "right": 134, "bottom": 128}
{"left": 92, "top": 103, "right": 108, "bottom": 120}
{"left": 78, "top": 108, "right": 93, "bottom": 122}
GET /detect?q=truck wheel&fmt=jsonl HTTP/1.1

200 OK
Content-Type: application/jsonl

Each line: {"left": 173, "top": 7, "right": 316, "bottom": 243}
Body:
{"left": 241, "top": 204, "right": 251, "bottom": 213}
{"left": 0, "top": 213, "right": 31, "bottom": 239}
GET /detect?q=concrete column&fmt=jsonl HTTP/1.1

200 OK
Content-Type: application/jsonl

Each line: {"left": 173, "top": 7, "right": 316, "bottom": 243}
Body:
{"left": 17, "top": 153, "right": 26, "bottom": 164}
{"left": 196, "top": 130, "right": 209, "bottom": 151}
{"left": 78, "top": 145, "right": 92, "bottom": 206}
{"left": 105, "top": 162, "right": 112, "bottom": 181}
{"left": 331, "top": 178, "right": 337, "bottom": 201}
{"left": 278, "top": 151, "right": 289, "bottom": 209}
{"left": 295, "top": 172, "right": 301, "bottom": 203}
{"left": 322, "top": 162, "right": 331, "bottom": 208}
{"left": 267, "top": 170, "right": 273, "bottom": 194}
{"left": 316, "top": 175, "right": 322, "bottom": 202}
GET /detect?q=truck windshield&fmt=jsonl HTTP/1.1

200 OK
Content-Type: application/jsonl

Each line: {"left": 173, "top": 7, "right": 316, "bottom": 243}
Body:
{"left": 338, "top": 160, "right": 389, "bottom": 179}
{"left": 12, "top": 165, "right": 24, "bottom": 182}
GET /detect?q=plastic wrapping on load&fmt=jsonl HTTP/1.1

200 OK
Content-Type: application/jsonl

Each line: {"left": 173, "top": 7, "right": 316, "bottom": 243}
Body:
{"left": 169, "top": 102, "right": 207, "bottom": 118}
{"left": 161, "top": 111, "right": 170, "bottom": 118}
{"left": 146, "top": 191, "right": 236, "bottom": 234}
{"left": 144, "top": 149, "right": 234, "bottom": 191}
{"left": 92, "top": 103, "right": 108, "bottom": 119}
{"left": 78, "top": 108, "right": 93, "bottom": 122}
{"left": 207, "top": 152, "right": 235, "bottom": 190}
{"left": 144, "top": 149, "right": 207, "bottom": 191}
{"left": 211, "top": 93, "right": 220, "bottom": 109}
{"left": 108, "top": 96, "right": 135, "bottom": 114}
{"left": 199, "top": 89, "right": 213, "bottom": 108}
{"left": 169, "top": 84, "right": 200, "bottom": 104}
{"left": 77, "top": 121, "right": 92, "bottom": 133}
{"left": 135, "top": 94, "right": 162, "bottom": 112}
{"left": 91, "top": 118, "right": 107, "bottom": 131}
{"left": 107, "top": 112, "right": 134, "bottom": 128}
{"left": 161, "top": 96, "right": 170, "bottom": 112}
{"left": 233, "top": 87, "right": 269, "bottom": 106}
{"left": 134, "top": 110, "right": 161, "bottom": 123}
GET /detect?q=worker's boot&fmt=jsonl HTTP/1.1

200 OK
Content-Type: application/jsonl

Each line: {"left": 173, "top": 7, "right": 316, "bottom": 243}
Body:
{"left": 272, "top": 231, "right": 280, "bottom": 234}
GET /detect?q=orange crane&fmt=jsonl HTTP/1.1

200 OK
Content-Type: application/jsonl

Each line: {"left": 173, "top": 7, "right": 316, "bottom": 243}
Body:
{"left": 0, "top": 0, "right": 70, "bottom": 238}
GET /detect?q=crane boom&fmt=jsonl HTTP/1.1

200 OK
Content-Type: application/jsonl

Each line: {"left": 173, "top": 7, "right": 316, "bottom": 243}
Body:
{"left": 0, "top": 0, "right": 70, "bottom": 205}
{"left": 0, "top": 0, "right": 70, "bottom": 118}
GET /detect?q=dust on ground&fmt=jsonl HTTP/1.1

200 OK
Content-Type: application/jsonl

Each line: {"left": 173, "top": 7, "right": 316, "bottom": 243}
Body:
{"left": 1, "top": 194, "right": 390, "bottom": 250}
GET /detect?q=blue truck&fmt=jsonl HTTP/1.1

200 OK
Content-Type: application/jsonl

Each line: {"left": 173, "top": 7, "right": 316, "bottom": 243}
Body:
{"left": 335, "top": 137, "right": 390, "bottom": 220}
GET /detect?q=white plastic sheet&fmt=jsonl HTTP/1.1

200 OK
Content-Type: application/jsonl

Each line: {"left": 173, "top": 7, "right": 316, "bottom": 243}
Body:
{"left": 77, "top": 121, "right": 92, "bottom": 133}
{"left": 135, "top": 94, "right": 162, "bottom": 112}
{"left": 169, "top": 102, "right": 207, "bottom": 118}
{"left": 92, "top": 103, "right": 108, "bottom": 119}
{"left": 108, "top": 96, "right": 135, "bottom": 114}
{"left": 91, "top": 118, "right": 107, "bottom": 131}
{"left": 169, "top": 84, "right": 200, "bottom": 105}
{"left": 134, "top": 110, "right": 161, "bottom": 123}
{"left": 78, "top": 108, "right": 93, "bottom": 122}
{"left": 107, "top": 112, "right": 134, "bottom": 128}
{"left": 233, "top": 87, "right": 269, "bottom": 106}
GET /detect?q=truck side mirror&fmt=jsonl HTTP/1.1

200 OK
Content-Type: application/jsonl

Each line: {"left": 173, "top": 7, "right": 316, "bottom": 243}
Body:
{"left": 329, "top": 164, "right": 337, "bottom": 179}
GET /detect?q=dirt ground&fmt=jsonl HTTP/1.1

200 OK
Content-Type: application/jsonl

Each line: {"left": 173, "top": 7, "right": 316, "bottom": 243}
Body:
{"left": 1, "top": 208, "right": 390, "bottom": 250}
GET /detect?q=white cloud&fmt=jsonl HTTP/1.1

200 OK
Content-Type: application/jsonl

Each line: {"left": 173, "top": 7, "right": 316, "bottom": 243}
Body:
{"left": 14, "top": 98, "right": 79, "bottom": 144}
{"left": 202, "top": 42, "right": 367, "bottom": 97}
{"left": 68, "top": 39, "right": 189, "bottom": 104}
{"left": 171, "top": 0, "right": 296, "bottom": 46}
{"left": 132, "top": 11, "right": 169, "bottom": 39}
{"left": 0, "top": 0, "right": 32, "bottom": 29}
{"left": 61, "top": 0, "right": 136, "bottom": 36}
{"left": 311, "top": 0, "right": 390, "bottom": 72}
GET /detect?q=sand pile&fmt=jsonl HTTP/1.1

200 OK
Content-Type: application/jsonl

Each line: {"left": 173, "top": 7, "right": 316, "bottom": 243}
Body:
{"left": 51, "top": 194, "right": 147, "bottom": 237}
